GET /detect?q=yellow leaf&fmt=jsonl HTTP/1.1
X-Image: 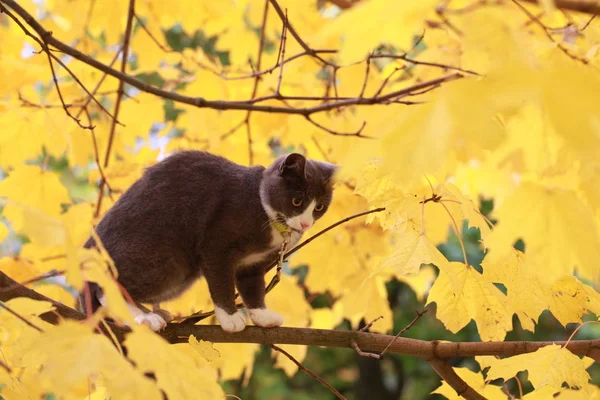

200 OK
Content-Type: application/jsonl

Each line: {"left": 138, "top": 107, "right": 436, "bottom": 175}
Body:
{"left": 265, "top": 274, "right": 311, "bottom": 328}
{"left": 2, "top": 201, "right": 94, "bottom": 290}
{"left": 486, "top": 344, "right": 590, "bottom": 389}
{"left": 188, "top": 335, "right": 221, "bottom": 363}
{"left": 0, "top": 166, "right": 70, "bottom": 217}
{"left": 22, "top": 320, "right": 161, "bottom": 399}
{"left": 0, "top": 257, "right": 40, "bottom": 283}
{"left": 545, "top": 277, "right": 589, "bottom": 327}
{"left": 482, "top": 250, "right": 547, "bottom": 332}
{"left": 211, "top": 342, "right": 259, "bottom": 384}
{"left": 309, "top": 303, "right": 345, "bottom": 330}
{"left": 380, "top": 227, "right": 448, "bottom": 275}
{"left": 318, "top": 0, "right": 438, "bottom": 64}
{"left": 486, "top": 181, "right": 600, "bottom": 283}
{"left": 427, "top": 262, "right": 513, "bottom": 341}
{"left": 125, "top": 327, "right": 225, "bottom": 399}
{"left": 81, "top": 248, "right": 135, "bottom": 326}
{"left": 396, "top": 264, "right": 437, "bottom": 302}
{"left": 340, "top": 274, "right": 393, "bottom": 333}
{"left": 431, "top": 367, "right": 506, "bottom": 400}
{"left": 475, "top": 355, "right": 496, "bottom": 371}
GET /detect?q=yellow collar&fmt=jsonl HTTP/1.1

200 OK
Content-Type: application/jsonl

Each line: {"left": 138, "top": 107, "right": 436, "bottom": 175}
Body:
{"left": 271, "top": 220, "right": 293, "bottom": 236}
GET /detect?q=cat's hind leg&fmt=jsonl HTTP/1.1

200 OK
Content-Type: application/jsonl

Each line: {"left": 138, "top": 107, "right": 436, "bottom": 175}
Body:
{"left": 152, "top": 303, "right": 174, "bottom": 323}
{"left": 98, "top": 294, "right": 168, "bottom": 332}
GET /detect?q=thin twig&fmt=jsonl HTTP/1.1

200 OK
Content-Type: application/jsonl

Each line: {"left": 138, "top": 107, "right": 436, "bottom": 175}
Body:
{"left": 43, "top": 47, "right": 93, "bottom": 130}
{"left": 268, "top": 0, "right": 334, "bottom": 66}
{"left": 275, "top": 10, "right": 288, "bottom": 95}
{"left": 439, "top": 201, "right": 468, "bottom": 266}
{"left": 352, "top": 310, "right": 428, "bottom": 359}
{"left": 0, "top": 269, "right": 65, "bottom": 293}
{"left": 380, "top": 310, "right": 428, "bottom": 357}
{"left": 243, "top": 0, "right": 271, "bottom": 165}
{"left": 359, "top": 315, "right": 384, "bottom": 332}
{"left": 0, "top": 2, "right": 117, "bottom": 125}
{"left": 582, "top": 14, "right": 596, "bottom": 30}
{"left": 0, "top": 359, "right": 12, "bottom": 373}
{"left": 371, "top": 53, "right": 480, "bottom": 76}
{"left": 2, "top": 0, "right": 462, "bottom": 117}
{"left": 94, "top": 0, "right": 136, "bottom": 218}
{"left": 511, "top": 0, "right": 589, "bottom": 64}
{"left": 0, "top": 301, "right": 43, "bottom": 332}
{"left": 305, "top": 116, "right": 369, "bottom": 137}
{"left": 271, "top": 345, "right": 347, "bottom": 400}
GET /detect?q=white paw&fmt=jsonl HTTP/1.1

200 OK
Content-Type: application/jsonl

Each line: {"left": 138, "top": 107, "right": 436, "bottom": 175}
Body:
{"left": 153, "top": 308, "right": 174, "bottom": 323}
{"left": 214, "top": 306, "right": 247, "bottom": 333}
{"left": 248, "top": 308, "right": 283, "bottom": 328}
{"left": 135, "top": 312, "right": 167, "bottom": 332}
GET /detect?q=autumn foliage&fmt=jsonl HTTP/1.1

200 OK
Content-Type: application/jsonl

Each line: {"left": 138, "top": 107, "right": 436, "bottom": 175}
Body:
{"left": 1, "top": 0, "right": 600, "bottom": 399}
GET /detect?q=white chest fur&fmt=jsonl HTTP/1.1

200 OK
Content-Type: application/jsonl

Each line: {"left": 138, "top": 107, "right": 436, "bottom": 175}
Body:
{"left": 237, "top": 226, "right": 302, "bottom": 267}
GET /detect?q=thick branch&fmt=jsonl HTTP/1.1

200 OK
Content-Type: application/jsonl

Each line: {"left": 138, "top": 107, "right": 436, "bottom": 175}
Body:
{"left": 429, "top": 359, "right": 486, "bottom": 400}
{"left": 521, "top": 0, "right": 600, "bottom": 15}
{"left": 1, "top": 272, "right": 600, "bottom": 363}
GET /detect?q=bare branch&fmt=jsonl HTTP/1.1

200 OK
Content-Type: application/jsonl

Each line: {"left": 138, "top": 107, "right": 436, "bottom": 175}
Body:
{"left": 511, "top": 0, "right": 589, "bottom": 64}
{"left": 2, "top": 272, "right": 600, "bottom": 366}
{"left": 351, "top": 309, "right": 428, "bottom": 359}
{"left": 380, "top": 310, "right": 428, "bottom": 357}
{"left": 275, "top": 10, "right": 288, "bottom": 96}
{"left": 271, "top": 345, "right": 347, "bottom": 400}
{"left": 94, "top": 0, "right": 136, "bottom": 218}
{"left": 1, "top": 0, "right": 464, "bottom": 122}
{"left": 359, "top": 315, "right": 384, "bottom": 332}
{"left": 520, "top": 0, "right": 600, "bottom": 15}
{"left": 0, "top": 300, "right": 43, "bottom": 332}
{"left": 268, "top": 0, "right": 334, "bottom": 66}
{"left": 429, "top": 359, "right": 487, "bottom": 400}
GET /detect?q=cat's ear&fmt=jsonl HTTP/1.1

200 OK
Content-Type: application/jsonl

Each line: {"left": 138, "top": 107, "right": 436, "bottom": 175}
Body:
{"left": 279, "top": 153, "right": 306, "bottom": 177}
{"left": 320, "top": 162, "right": 338, "bottom": 184}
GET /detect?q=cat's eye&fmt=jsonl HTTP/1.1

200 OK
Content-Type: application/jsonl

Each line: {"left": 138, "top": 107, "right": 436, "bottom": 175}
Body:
{"left": 292, "top": 197, "right": 303, "bottom": 207}
{"left": 315, "top": 204, "right": 325, "bottom": 212}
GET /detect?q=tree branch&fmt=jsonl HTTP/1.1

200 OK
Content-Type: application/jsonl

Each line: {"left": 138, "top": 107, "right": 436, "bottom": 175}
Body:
{"left": 521, "top": 0, "right": 600, "bottom": 15}
{"left": 95, "top": 0, "right": 136, "bottom": 217}
{"left": 0, "top": 0, "right": 462, "bottom": 119}
{"left": 429, "top": 359, "right": 487, "bottom": 400}
{"left": 2, "top": 271, "right": 599, "bottom": 364}
{"left": 271, "top": 345, "right": 347, "bottom": 400}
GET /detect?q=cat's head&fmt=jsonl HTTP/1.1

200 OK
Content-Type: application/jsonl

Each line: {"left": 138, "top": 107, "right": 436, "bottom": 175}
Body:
{"left": 260, "top": 153, "right": 337, "bottom": 232}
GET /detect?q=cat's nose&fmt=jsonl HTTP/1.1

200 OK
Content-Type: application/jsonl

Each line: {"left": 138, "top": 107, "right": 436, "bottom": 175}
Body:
{"left": 300, "top": 222, "right": 310, "bottom": 229}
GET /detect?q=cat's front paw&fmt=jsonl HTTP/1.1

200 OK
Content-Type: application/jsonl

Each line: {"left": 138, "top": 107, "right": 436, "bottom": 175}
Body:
{"left": 248, "top": 308, "right": 283, "bottom": 328}
{"left": 135, "top": 312, "right": 167, "bottom": 331}
{"left": 214, "top": 306, "right": 247, "bottom": 333}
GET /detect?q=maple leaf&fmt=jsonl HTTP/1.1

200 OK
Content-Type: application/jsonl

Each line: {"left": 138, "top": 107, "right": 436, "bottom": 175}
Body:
{"left": 486, "top": 181, "right": 600, "bottom": 283}
{"left": 125, "top": 327, "right": 225, "bottom": 399}
{"left": 380, "top": 226, "right": 448, "bottom": 276}
{"left": 188, "top": 335, "right": 221, "bottom": 363}
{"left": 431, "top": 367, "right": 506, "bottom": 400}
{"left": 427, "top": 262, "right": 513, "bottom": 341}
{"left": 0, "top": 166, "right": 70, "bottom": 217}
{"left": 486, "top": 344, "right": 590, "bottom": 390}
{"left": 22, "top": 320, "right": 162, "bottom": 399}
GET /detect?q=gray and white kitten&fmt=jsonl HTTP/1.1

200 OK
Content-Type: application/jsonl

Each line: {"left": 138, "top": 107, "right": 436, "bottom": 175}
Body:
{"left": 82, "top": 151, "right": 336, "bottom": 332}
